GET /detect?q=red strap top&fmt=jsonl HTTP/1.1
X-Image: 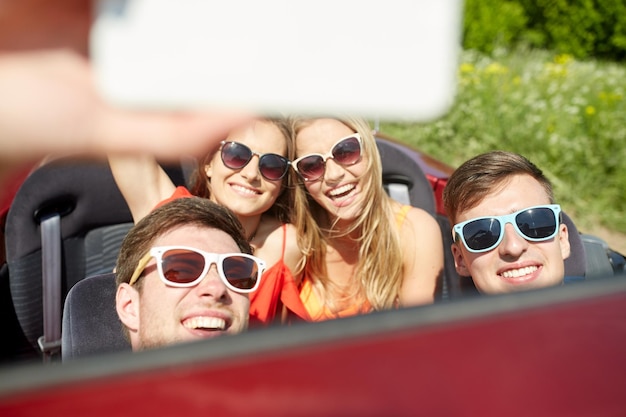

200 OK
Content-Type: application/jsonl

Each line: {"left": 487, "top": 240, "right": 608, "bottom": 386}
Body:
{"left": 249, "top": 224, "right": 310, "bottom": 326}
{"left": 154, "top": 186, "right": 193, "bottom": 209}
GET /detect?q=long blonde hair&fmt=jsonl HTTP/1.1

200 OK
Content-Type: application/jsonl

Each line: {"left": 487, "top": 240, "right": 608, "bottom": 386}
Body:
{"left": 292, "top": 116, "right": 404, "bottom": 312}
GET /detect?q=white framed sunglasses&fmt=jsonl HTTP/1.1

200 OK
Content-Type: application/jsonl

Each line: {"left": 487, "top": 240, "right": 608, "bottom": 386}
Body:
{"left": 128, "top": 246, "right": 266, "bottom": 293}
{"left": 453, "top": 204, "right": 562, "bottom": 253}
{"left": 292, "top": 133, "right": 362, "bottom": 182}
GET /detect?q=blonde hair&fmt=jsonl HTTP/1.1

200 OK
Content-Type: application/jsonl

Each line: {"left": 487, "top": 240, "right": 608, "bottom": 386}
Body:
{"left": 292, "top": 116, "right": 403, "bottom": 312}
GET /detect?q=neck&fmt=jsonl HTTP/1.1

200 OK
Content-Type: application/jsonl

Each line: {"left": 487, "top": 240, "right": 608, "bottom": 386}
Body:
{"left": 237, "top": 215, "right": 262, "bottom": 241}
{"left": 323, "top": 216, "right": 360, "bottom": 242}
{"left": 326, "top": 232, "right": 360, "bottom": 263}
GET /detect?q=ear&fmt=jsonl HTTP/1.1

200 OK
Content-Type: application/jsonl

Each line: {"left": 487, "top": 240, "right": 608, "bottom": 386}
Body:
{"left": 451, "top": 243, "right": 471, "bottom": 277}
{"left": 204, "top": 162, "right": 213, "bottom": 179}
{"left": 116, "top": 283, "right": 140, "bottom": 334}
{"left": 559, "top": 223, "right": 571, "bottom": 260}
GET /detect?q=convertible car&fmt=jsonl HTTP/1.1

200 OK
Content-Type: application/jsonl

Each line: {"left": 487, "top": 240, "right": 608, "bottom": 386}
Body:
{"left": 0, "top": 133, "right": 624, "bottom": 416}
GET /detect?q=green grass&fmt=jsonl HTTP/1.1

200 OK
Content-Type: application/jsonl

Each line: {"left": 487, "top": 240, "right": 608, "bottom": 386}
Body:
{"left": 379, "top": 47, "right": 626, "bottom": 235}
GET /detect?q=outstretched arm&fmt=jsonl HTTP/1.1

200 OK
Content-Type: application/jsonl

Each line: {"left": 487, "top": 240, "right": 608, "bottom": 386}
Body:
{"left": 0, "top": 50, "right": 249, "bottom": 192}
{"left": 108, "top": 154, "right": 178, "bottom": 223}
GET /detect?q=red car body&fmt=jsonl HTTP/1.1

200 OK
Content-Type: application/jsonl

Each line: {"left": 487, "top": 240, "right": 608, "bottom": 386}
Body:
{"left": 0, "top": 278, "right": 625, "bottom": 416}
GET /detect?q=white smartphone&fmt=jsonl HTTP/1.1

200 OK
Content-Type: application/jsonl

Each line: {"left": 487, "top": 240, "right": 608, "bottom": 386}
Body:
{"left": 90, "top": 0, "right": 463, "bottom": 121}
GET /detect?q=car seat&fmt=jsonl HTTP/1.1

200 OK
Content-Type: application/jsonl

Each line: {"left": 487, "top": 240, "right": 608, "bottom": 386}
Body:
{"left": 61, "top": 273, "right": 130, "bottom": 360}
{"left": 375, "top": 137, "right": 436, "bottom": 216}
{"left": 1, "top": 156, "right": 188, "bottom": 362}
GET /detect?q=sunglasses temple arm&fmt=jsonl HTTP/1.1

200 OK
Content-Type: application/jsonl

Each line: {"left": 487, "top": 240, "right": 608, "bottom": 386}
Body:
{"left": 128, "top": 252, "right": 154, "bottom": 286}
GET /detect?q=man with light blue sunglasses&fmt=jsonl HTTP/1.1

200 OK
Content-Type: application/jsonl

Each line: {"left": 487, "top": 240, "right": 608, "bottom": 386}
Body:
{"left": 443, "top": 151, "right": 571, "bottom": 294}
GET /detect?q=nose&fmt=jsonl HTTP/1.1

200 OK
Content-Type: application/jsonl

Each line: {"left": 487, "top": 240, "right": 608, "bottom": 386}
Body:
{"left": 323, "top": 158, "right": 345, "bottom": 182}
{"left": 239, "top": 154, "right": 261, "bottom": 181}
{"left": 498, "top": 222, "right": 528, "bottom": 258}
{"left": 194, "top": 264, "right": 229, "bottom": 300}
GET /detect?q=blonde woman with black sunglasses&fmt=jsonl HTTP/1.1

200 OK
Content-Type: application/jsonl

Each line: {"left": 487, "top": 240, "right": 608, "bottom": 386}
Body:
{"left": 291, "top": 116, "right": 443, "bottom": 320}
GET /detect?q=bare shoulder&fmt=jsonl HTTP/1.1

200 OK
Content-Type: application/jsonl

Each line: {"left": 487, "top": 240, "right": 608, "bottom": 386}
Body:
{"left": 252, "top": 216, "right": 302, "bottom": 269}
{"left": 281, "top": 223, "right": 304, "bottom": 274}
{"left": 252, "top": 215, "right": 282, "bottom": 258}
{"left": 391, "top": 200, "right": 439, "bottom": 232}
{"left": 390, "top": 200, "right": 443, "bottom": 259}
{"left": 254, "top": 215, "right": 283, "bottom": 243}
{"left": 390, "top": 202, "right": 443, "bottom": 306}
{"left": 281, "top": 223, "right": 302, "bottom": 256}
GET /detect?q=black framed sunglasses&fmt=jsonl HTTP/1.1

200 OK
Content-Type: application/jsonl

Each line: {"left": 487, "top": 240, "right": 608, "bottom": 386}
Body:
{"left": 453, "top": 204, "right": 562, "bottom": 253}
{"left": 292, "top": 134, "right": 362, "bottom": 182}
{"left": 220, "top": 141, "right": 290, "bottom": 181}
{"left": 128, "top": 246, "right": 266, "bottom": 293}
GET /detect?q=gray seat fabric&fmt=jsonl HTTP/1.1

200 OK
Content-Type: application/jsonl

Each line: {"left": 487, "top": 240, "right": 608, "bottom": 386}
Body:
{"left": 84, "top": 223, "right": 134, "bottom": 277}
{"left": 581, "top": 234, "right": 625, "bottom": 279}
{"left": 562, "top": 212, "right": 587, "bottom": 279}
{"left": 61, "top": 273, "right": 130, "bottom": 360}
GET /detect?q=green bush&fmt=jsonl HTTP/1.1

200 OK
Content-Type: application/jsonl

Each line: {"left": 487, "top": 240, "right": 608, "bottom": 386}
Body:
{"left": 463, "top": 0, "right": 626, "bottom": 61}
{"left": 518, "top": 0, "right": 601, "bottom": 58}
{"left": 463, "top": 0, "right": 527, "bottom": 54}
{"left": 593, "top": 0, "right": 626, "bottom": 60}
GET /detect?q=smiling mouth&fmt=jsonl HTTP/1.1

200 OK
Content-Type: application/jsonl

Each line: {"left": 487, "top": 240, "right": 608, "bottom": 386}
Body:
{"left": 183, "top": 316, "right": 226, "bottom": 331}
{"left": 326, "top": 183, "right": 356, "bottom": 200}
{"left": 230, "top": 184, "right": 261, "bottom": 196}
{"left": 501, "top": 265, "right": 538, "bottom": 279}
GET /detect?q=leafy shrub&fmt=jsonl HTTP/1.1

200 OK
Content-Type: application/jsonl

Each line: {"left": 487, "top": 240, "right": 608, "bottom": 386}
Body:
{"left": 464, "top": 0, "right": 626, "bottom": 61}
{"left": 463, "top": 0, "right": 527, "bottom": 54}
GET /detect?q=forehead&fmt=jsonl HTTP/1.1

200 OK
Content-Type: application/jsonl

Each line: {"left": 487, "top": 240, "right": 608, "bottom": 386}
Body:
{"left": 152, "top": 224, "right": 240, "bottom": 254}
{"left": 225, "top": 119, "right": 286, "bottom": 156}
{"left": 296, "top": 118, "right": 354, "bottom": 153}
{"left": 456, "top": 174, "right": 552, "bottom": 222}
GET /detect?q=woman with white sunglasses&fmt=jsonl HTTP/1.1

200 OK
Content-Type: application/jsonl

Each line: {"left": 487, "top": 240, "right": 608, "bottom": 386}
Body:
{"left": 109, "top": 117, "right": 310, "bottom": 325}
{"left": 290, "top": 116, "right": 444, "bottom": 320}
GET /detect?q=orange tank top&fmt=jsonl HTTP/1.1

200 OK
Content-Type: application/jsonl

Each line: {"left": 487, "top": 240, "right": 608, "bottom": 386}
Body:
{"left": 298, "top": 204, "right": 412, "bottom": 322}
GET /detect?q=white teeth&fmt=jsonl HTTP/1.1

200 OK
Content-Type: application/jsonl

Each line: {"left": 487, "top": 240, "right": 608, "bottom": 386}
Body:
{"left": 231, "top": 184, "right": 259, "bottom": 195}
{"left": 183, "top": 316, "right": 226, "bottom": 330}
{"left": 328, "top": 184, "right": 355, "bottom": 197}
{"left": 502, "top": 266, "right": 538, "bottom": 278}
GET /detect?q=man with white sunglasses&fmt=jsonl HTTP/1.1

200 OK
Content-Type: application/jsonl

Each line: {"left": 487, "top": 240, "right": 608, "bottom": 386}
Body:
{"left": 115, "top": 197, "right": 265, "bottom": 351}
{"left": 443, "top": 151, "right": 571, "bottom": 294}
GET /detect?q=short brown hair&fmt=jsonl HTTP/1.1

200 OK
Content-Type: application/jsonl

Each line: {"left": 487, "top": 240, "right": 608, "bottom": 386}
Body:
{"left": 115, "top": 197, "right": 251, "bottom": 289}
{"left": 443, "top": 151, "right": 554, "bottom": 225}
